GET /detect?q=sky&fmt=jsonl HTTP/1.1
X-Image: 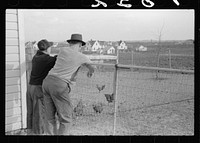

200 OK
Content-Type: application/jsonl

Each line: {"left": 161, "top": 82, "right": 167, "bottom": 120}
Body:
{"left": 22, "top": 9, "right": 194, "bottom": 42}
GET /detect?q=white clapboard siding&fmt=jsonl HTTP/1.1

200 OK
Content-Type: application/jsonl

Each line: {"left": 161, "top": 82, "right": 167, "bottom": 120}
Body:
{"left": 6, "top": 122, "right": 21, "bottom": 132}
{"left": 6, "top": 77, "right": 20, "bottom": 86}
{"left": 6, "top": 92, "right": 21, "bottom": 101}
{"left": 6, "top": 62, "right": 20, "bottom": 70}
{"left": 18, "top": 10, "right": 27, "bottom": 129}
{"left": 6, "top": 116, "right": 21, "bottom": 125}
{"left": 6, "top": 85, "right": 20, "bottom": 94}
{"left": 6, "top": 9, "right": 17, "bottom": 14}
{"left": 6, "top": 22, "right": 18, "bottom": 30}
{"left": 5, "top": 9, "right": 27, "bottom": 132}
{"left": 6, "top": 30, "right": 18, "bottom": 38}
{"left": 6, "top": 54, "right": 19, "bottom": 62}
{"left": 6, "top": 99, "right": 21, "bottom": 109}
{"left": 6, "top": 70, "right": 20, "bottom": 78}
{"left": 6, "top": 39, "right": 19, "bottom": 46}
{"left": 6, "top": 13, "right": 17, "bottom": 22}
{"left": 6, "top": 46, "right": 19, "bottom": 54}
{"left": 6, "top": 107, "right": 21, "bottom": 117}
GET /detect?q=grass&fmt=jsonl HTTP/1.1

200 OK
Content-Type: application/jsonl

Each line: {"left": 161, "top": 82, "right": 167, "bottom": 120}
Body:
{"left": 118, "top": 51, "right": 194, "bottom": 70}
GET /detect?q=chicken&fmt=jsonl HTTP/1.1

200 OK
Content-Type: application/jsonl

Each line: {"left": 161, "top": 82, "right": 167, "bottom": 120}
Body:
{"left": 92, "top": 103, "right": 103, "bottom": 114}
{"left": 104, "top": 93, "right": 114, "bottom": 103}
{"left": 96, "top": 84, "right": 105, "bottom": 93}
{"left": 73, "top": 99, "right": 84, "bottom": 117}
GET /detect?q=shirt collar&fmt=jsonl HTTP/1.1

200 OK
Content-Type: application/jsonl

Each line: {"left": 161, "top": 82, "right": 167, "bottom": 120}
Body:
{"left": 36, "top": 50, "right": 48, "bottom": 56}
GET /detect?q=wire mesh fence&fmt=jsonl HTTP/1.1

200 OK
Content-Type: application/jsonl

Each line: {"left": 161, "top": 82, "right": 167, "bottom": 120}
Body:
{"left": 24, "top": 44, "right": 194, "bottom": 135}
{"left": 69, "top": 63, "right": 194, "bottom": 135}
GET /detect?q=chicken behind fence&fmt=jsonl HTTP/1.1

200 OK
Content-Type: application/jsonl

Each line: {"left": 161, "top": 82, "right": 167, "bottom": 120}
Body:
{"left": 92, "top": 103, "right": 103, "bottom": 114}
{"left": 104, "top": 93, "right": 114, "bottom": 103}
{"left": 96, "top": 84, "right": 105, "bottom": 93}
{"left": 73, "top": 99, "right": 84, "bottom": 117}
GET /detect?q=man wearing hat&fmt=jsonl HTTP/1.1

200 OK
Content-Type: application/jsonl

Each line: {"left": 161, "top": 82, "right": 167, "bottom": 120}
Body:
{"left": 42, "top": 34, "right": 95, "bottom": 135}
{"left": 27, "top": 39, "right": 57, "bottom": 135}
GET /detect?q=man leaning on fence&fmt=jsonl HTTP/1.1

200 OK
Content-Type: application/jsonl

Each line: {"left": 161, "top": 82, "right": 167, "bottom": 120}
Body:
{"left": 42, "top": 34, "right": 95, "bottom": 135}
{"left": 27, "top": 39, "right": 57, "bottom": 135}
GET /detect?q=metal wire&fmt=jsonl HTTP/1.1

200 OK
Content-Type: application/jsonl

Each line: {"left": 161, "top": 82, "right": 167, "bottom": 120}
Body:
{"left": 70, "top": 62, "right": 194, "bottom": 135}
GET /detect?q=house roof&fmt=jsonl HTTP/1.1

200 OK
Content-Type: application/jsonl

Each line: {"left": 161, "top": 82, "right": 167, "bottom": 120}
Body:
{"left": 98, "top": 41, "right": 106, "bottom": 46}
{"left": 87, "top": 40, "right": 96, "bottom": 47}
{"left": 102, "top": 45, "right": 116, "bottom": 53}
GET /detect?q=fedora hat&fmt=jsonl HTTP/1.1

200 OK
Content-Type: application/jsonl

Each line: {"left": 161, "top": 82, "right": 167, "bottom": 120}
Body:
{"left": 67, "top": 34, "right": 86, "bottom": 46}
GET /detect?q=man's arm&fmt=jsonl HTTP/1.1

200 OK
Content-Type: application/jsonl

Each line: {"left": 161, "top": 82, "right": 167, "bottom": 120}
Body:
{"left": 81, "top": 63, "right": 95, "bottom": 77}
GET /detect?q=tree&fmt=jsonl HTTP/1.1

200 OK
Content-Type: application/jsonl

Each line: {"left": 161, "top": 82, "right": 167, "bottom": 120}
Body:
{"left": 155, "top": 22, "right": 165, "bottom": 79}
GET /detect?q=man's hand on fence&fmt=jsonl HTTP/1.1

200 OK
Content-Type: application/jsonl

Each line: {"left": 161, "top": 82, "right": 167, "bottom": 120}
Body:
{"left": 82, "top": 63, "right": 95, "bottom": 78}
{"left": 87, "top": 71, "right": 93, "bottom": 78}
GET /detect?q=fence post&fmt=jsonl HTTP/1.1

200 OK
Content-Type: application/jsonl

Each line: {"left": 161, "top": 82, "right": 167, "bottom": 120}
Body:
{"left": 131, "top": 50, "right": 134, "bottom": 71}
{"left": 169, "top": 49, "right": 171, "bottom": 69}
{"left": 113, "top": 49, "right": 119, "bottom": 135}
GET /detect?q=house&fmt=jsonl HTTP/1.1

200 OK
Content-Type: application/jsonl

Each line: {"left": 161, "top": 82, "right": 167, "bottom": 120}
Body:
{"left": 136, "top": 45, "right": 147, "bottom": 52}
{"left": 32, "top": 41, "right": 38, "bottom": 50}
{"left": 117, "top": 40, "right": 127, "bottom": 50}
{"left": 107, "top": 46, "right": 115, "bottom": 54}
{"left": 102, "top": 44, "right": 117, "bottom": 55}
{"left": 90, "top": 40, "right": 103, "bottom": 52}
{"left": 84, "top": 41, "right": 93, "bottom": 51}
{"left": 6, "top": 9, "right": 27, "bottom": 133}
{"left": 52, "top": 42, "right": 58, "bottom": 48}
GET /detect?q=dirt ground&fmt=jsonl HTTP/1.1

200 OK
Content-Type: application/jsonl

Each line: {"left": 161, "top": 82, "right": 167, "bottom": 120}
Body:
{"left": 68, "top": 98, "right": 194, "bottom": 135}
{"left": 68, "top": 70, "right": 194, "bottom": 135}
{"left": 11, "top": 98, "right": 193, "bottom": 135}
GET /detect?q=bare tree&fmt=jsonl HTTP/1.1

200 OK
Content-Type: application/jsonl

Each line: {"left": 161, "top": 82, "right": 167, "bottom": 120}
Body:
{"left": 155, "top": 22, "right": 165, "bottom": 79}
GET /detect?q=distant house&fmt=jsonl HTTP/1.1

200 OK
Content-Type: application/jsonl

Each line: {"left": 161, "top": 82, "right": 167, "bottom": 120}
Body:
{"left": 52, "top": 42, "right": 58, "bottom": 48}
{"left": 25, "top": 41, "right": 32, "bottom": 48}
{"left": 118, "top": 40, "right": 127, "bottom": 50}
{"left": 86, "top": 40, "right": 100, "bottom": 52}
{"left": 33, "top": 42, "right": 38, "bottom": 50}
{"left": 136, "top": 45, "right": 147, "bottom": 52}
{"left": 87, "top": 40, "right": 107, "bottom": 52}
{"left": 84, "top": 41, "right": 93, "bottom": 51}
{"left": 107, "top": 46, "right": 115, "bottom": 54}
{"left": 25, "top": 41, "right": 36, "bottom": 49}
{"left": 102, "top": 44, "right": 117, "bottom": 55}
{"left": 184, "top": 39, "right": 194, "bottom": 44}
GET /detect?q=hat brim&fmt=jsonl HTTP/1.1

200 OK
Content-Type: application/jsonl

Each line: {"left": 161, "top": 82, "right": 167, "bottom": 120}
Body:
{"left": 67, "top": 40, "right": 86, "bottom": 46}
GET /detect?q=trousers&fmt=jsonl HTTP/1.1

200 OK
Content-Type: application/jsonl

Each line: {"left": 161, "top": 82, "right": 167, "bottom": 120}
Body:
{"left": 42, "top": 75, "right": 73, "bottom": 135}
{"left": 26, "top": 84, "right": 45, "bottom": 135}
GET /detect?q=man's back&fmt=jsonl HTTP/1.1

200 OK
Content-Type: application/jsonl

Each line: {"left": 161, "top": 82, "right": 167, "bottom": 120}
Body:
{"left": 30, "top": 50, "right": 57, "bottom": 85}
{"left": 49, "top": 47, "right": 91, "bottom": 83}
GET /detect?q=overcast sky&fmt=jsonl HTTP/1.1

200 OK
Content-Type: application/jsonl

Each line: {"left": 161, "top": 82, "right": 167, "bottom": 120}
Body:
{"left": 22, "top": 9, "right": 194, "bottom": 42}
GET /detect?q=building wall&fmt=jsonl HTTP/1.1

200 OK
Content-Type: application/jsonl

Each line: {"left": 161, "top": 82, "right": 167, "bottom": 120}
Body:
{"left": 5, "top": 9, "right": 27, "bottom": 132}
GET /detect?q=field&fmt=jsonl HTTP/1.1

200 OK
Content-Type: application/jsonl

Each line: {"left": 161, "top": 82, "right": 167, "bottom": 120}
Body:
{"left": 117, "top": 42, "right": 194, "bottom": 70}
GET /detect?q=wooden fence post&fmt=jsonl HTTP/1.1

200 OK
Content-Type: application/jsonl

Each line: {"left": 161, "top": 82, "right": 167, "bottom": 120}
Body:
{"left": 169, "top": 49, "right": 171, "bottom": 69}
{"left": 113, "top": 49, "right": 119, "bottom": 135}
{"left": 131, "top": 50, "right": 134, "bottom": 71}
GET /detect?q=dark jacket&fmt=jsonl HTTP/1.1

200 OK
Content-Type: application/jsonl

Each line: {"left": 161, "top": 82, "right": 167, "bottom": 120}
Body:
{"left": 29, "top": 50, "right": 57, "bottom": 85}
